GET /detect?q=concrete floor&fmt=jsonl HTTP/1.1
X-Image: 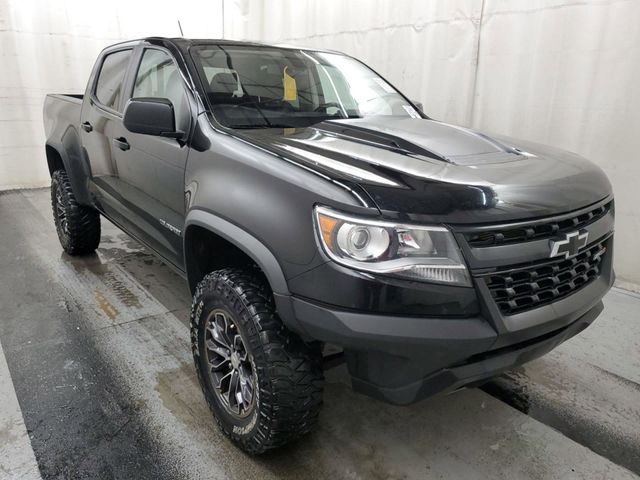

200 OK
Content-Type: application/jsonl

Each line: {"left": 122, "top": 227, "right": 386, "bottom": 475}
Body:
{"left": 0, "top": 188, "right": 639, "bottom": 480}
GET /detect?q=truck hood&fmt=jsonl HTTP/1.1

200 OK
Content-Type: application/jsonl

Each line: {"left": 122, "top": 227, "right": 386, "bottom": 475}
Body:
{"left": 237, "top": 117, "right": 612, "bottom": 224}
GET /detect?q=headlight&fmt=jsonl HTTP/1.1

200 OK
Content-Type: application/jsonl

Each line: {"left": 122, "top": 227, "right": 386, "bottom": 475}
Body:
{"left": 314, "top": 206, "right": 471, "bottom": 286}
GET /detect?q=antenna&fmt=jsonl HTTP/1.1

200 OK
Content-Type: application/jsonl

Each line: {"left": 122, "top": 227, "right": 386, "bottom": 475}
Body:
{"left": 178, "top": 20, "right": 184, "bottom": 37}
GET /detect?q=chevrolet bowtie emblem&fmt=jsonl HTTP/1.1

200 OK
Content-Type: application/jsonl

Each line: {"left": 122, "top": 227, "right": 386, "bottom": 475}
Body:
{"left": 549, "top": 230, "right": 589, "bottom": 259}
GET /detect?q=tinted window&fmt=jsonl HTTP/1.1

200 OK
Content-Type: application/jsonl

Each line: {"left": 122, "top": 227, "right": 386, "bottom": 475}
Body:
{"left": 133, "top": 49, "right": 189, "bottom": 132}
{"left": 95, "top": 49, "right": 132, "bottom": 112}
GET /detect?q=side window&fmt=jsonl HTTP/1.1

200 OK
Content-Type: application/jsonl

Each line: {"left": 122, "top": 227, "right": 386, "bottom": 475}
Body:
{"left": 133, "top": 49, "right": 190, "bottom": 132}
{"left": 95, "top": 50, "right": 132, "bottom": 112}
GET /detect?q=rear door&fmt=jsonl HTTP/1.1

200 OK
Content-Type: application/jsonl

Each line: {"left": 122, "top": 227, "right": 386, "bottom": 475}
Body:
{"left": 110, "top": 46, "right": 193, "bottom": 268}
{"left": 80, "top": 47, "right": 134, "bottom": 222}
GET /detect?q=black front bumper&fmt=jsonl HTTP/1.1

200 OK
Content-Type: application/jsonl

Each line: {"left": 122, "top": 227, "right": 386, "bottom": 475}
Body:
{"left": 276, "top": 234, "right": 613, "bottom": 405}
{"left": 275, "top": 201, "right": 615, "bottom": 405}
{"left": 349, "top": 302, "right": 602, "bottom": 404}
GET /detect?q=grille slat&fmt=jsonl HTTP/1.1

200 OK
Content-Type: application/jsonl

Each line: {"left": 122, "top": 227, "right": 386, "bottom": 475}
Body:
{"left": 484, "top": 240, "right": 607, "bottom": 315}
{"left": 467, "top": 201, "right": 612, "bottom": 247}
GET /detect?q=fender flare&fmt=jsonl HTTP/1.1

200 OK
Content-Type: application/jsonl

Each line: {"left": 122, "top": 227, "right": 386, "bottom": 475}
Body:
{"left": 183, "top": 209, "right": 290, "bottom": 296}
{"left": 46, "top": 128, "right": 92, "bottom": 205}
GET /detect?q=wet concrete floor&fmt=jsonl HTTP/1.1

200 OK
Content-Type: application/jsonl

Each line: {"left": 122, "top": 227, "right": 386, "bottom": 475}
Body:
{"left": 0, "top": 188, "right": 638, "bottom": 479}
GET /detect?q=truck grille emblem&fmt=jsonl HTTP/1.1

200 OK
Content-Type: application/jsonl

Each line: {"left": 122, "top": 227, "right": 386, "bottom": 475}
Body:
{"left": 549, "top": 230, "right": 589, "bottom": 259}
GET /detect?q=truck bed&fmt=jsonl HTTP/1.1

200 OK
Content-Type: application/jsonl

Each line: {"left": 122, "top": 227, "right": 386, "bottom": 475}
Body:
{"left": 48, "top": 93, "right": 83, "bottom": 102}
{"left": 43, "top": 94, "right": 84, "bottom": 144}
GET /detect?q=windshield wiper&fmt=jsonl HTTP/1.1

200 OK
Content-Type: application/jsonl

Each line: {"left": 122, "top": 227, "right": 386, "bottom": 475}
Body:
{"left": 231, "top": 100, "right": 275, "bottom": 127}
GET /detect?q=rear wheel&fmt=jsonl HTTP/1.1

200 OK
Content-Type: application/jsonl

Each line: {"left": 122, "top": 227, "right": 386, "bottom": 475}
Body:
{"left": 51, "top": 169, "right": 100, "bottom": 255}
{"left": 191, "top": 268, "right": 324, "bottom": 454}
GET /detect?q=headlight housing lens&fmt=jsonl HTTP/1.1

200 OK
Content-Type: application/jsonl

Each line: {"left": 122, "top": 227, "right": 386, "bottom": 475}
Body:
{"left": 315, "top": 206, "right": 471, "bottom": 286}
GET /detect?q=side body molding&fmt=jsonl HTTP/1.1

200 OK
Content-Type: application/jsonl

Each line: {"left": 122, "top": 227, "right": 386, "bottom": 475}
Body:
{"left": 184, "top": 209, "right": 291, "bottom": 296}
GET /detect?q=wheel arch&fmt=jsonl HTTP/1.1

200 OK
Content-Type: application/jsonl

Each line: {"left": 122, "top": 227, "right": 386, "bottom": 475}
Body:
{"left": 45, "top": 144, "right": 65, "bottom": 174}
{"left": 45, "top": 136, "right": 92, "bottom": 205}
{"left": 183, "top": 209, "right": 291, "bottom": 297}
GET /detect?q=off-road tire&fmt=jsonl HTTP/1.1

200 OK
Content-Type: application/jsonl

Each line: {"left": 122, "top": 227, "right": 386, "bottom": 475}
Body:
{"left": 51, "top": 169, "right": 101, "bottom": 255}
{"left": 191, "top": 268, "right": 324, "bottom": 454}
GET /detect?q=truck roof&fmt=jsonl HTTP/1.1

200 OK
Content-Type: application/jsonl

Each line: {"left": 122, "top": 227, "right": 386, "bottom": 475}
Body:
{"left": 103, "top": 36, "right": 340, "bottom": 55}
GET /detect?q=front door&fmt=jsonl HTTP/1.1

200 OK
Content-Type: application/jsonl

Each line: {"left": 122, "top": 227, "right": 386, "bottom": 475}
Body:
{"left": 110, "top": 47, "right": 193, "bottom": 268}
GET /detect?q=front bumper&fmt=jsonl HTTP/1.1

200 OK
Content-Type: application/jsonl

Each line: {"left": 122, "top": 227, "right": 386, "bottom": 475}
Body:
{"left": 276, "top": 234, "right": 613, "bottom": 405}
{"left": 275, "top": 199, "right": 615, "bottom": 405}
{"left": 349, "top": 302, "right": 602, "bottom": 404}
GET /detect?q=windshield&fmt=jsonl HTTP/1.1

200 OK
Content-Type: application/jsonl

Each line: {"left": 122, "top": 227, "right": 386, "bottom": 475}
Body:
{"left": 190, "top": 45, "right": 422, "bottom": 129}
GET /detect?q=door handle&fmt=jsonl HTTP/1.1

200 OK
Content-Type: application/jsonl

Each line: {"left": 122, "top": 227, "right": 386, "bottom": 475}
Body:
{"left": 113, "top": 137, "right": 130, "bottom": 151}
{"left": 81, "top": 121, "right": 93, "bottom": 133}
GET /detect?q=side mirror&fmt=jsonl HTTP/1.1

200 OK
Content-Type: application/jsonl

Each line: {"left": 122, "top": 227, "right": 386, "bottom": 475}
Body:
{"left": 412, "top": 100, "right": 424, "bottom": 113}
{"left": 123, "top": 97, "right": 182, "bottom": 138}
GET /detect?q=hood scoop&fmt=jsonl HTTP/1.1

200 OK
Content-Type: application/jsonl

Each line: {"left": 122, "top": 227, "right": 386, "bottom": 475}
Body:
{"left": 316, "top": 121, "right": 448, "bottom": 162}
{"left": 319, "top": 118, "right": 526, "bottom": 166}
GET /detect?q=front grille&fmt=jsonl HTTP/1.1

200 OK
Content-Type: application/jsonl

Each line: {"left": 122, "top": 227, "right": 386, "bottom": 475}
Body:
{"left": 466, "top": 201, "right": 612, "bottom": 247}
{"left": 483, "top": 238, "right": 608, "bottom": 315}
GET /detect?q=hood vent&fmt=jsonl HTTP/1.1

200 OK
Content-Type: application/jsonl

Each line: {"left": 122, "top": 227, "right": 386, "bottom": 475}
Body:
{"left": 317, "top": 121, "right": 448, "bottom": 162}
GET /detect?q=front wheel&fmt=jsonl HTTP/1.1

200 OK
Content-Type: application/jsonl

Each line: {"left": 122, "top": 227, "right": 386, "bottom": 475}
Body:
{"left": 191, "top": 268, "right": 324, "bottom": 454}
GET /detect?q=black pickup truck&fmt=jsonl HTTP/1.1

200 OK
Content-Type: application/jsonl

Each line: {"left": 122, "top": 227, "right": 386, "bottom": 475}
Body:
{"left": 43, "top": 37, "right": 615, "bottom": 454}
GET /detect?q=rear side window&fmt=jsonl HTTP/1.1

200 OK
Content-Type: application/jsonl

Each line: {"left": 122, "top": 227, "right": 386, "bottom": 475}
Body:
{"left": 95, "top": 49, "right": 132, "bottom": 112}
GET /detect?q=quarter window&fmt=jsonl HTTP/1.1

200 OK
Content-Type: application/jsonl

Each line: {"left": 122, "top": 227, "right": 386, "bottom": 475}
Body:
{"left": 95, "top": 49, "right": 132, "bottom": 112}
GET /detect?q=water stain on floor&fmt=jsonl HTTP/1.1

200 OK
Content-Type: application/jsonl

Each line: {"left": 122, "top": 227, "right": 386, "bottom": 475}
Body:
{"left": 94, "top": 289, "right": 119, "bottom": 320}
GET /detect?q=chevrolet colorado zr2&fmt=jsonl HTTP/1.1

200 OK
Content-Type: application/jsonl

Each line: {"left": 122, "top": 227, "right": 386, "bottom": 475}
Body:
{"left": 43, "top": 37, "right": 615, "bottom": 454}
